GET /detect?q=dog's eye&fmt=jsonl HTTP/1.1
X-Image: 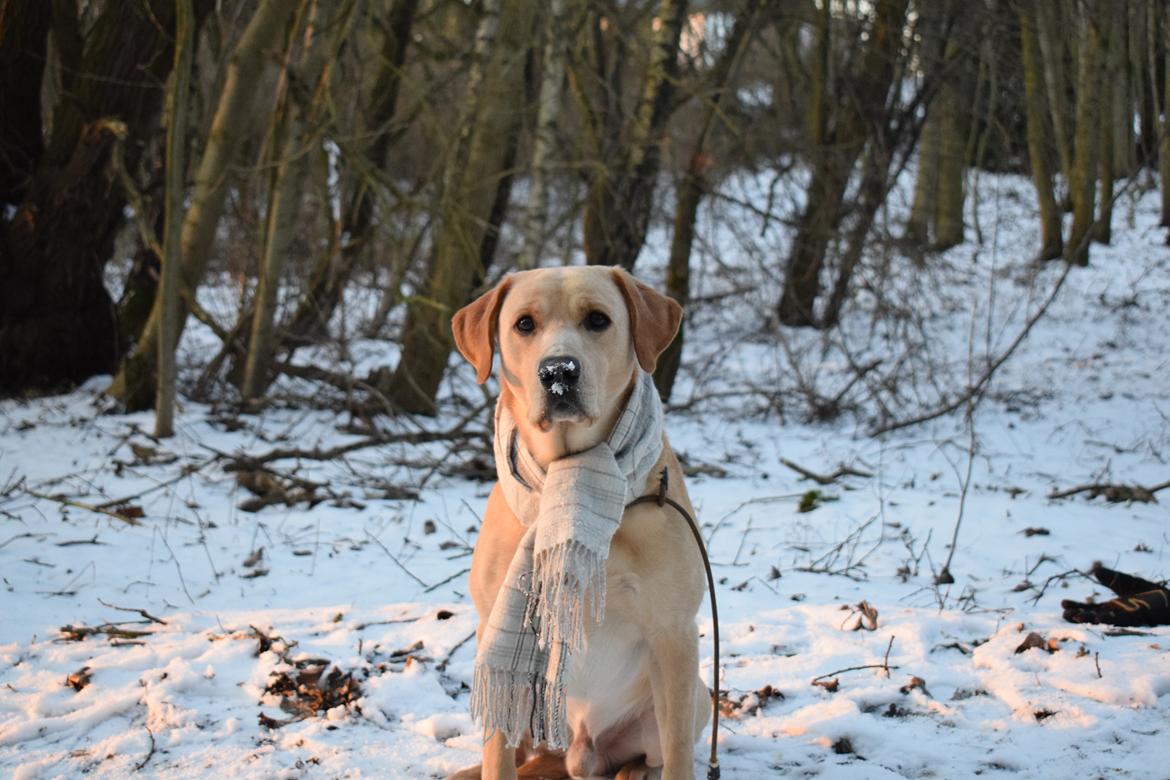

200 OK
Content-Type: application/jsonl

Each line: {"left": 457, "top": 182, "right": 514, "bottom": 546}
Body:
{"left": 515, "top": 315, "right": 536, "bottom": 334}
{"left": 584, "top": 310, "right": 611, "bottom": 332}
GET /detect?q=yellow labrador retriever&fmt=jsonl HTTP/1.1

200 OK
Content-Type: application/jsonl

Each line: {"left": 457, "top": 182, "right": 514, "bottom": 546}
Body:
{"left": 447, "top": 266, "right": 709, "bottom": 780}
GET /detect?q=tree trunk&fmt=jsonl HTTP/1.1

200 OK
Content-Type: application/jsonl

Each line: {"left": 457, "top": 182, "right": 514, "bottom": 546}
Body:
{"left": 1095, "top": 10, "right": 1118, "bottom": 246}
{"left": 281, "top": 0, "right": 418, "bottom": 343}
{"left": 1035, "top": 0, "right": 1074, "bottom": 202}
{"left": 155, "top": 0, "right": 195, "bottom": 437}
{"left": 242, "top": 0, "right": 342, "bottom": 400}
{"left": 654, "top": 0, "right": 761, "bottom": 402}
{"left": 385, "top": 0, "right": 534, "bottom": 414}
{"left": 0, "top": 1, "right": 204, "bottom": 395}
{"left": 1143, "top": 0, "right": 1163, "bottom": 170}
{"left": 107, "top": 0, "right": 302, "bottom": 410}
{"left": 933, "top": 40, "right": 966, "bottom": 252}
{"left": 1066, "top": 4, "right": 1101, "bottom": 266}
{"left": 777, "top": 0, "right": 909, "bottom": 328}
{"left": 519, "top": 0, "right": 568, "bottom": 269}
{"left": 1161, "top": 3, "right": 1170, "bottom": 230}
{"left": 582, "top": 0, "right": 688, "bottom": 270}
{"left": 1018, "top": 3, "right": 1063, "bottom": 262}
{"left": 905, "top": 107, "right": 940, "bottom": 245}
{"left": 0, "top": 0, "right": 51, "bottom": 207}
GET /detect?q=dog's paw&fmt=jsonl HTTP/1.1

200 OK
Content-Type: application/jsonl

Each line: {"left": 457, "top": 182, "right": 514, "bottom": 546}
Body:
{"left": 444, "top": 765, "right": 483, "bottom": 780}
{"left": 614, "top": 762, "right": 662, "bottom": 780}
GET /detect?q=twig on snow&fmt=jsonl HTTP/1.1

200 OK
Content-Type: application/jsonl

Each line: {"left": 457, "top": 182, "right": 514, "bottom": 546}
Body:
{"left": 22, "top": 489, "right": 144, "bottom": 526}
{"left": 98, "top": 599, "right": 168, "bottom": 625}
{"left": 436, "top": 629, "right": 476, "bottom": 672}
{"left": 780, "top": 457, "right": 873, "bottom": 485}
{"left": 364, "top": 530, "right": 429, "bottom": 589}
{"left": 424, "top": 567, "right": 470, "bottom": 593}
{"left": 134, "top": 727, "right": 156, "bottom": 772}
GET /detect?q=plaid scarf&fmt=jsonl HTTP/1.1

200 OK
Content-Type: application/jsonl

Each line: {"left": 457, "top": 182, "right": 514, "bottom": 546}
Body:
{"left": 469, "top": 371, "right": 664, "bottom": 749}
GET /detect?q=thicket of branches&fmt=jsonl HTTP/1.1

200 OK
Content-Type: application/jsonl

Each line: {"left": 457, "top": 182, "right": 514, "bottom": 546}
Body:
{"left": 1, "top": 0, "right": 1168, "bottom": 436}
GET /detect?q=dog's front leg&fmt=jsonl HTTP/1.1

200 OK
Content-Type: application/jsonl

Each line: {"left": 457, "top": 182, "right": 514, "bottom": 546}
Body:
{"left": 647, "top": 625, "right": 700, "bottom": 780}
{"left": 482, "top": 730, "right": 519, "bottom": 780}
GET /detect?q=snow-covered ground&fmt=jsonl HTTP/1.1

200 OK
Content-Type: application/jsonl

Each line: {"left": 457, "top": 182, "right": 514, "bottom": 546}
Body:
{"left": 3, "top": 172, "right": 1170, "bottom": 779}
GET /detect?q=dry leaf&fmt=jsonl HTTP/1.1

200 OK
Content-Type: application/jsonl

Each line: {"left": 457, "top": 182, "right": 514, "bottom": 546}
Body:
{"left": 1014, "top": 632, "right": 1052, "bottom": 654}
{"left": 899, "top": 675, "right": 930, "bottom": 696}
{"left": 66, "top": 666, "right": 92, "bottom": 691}
{"left": 843, "top": 601, "right": 879, "bottom": 631}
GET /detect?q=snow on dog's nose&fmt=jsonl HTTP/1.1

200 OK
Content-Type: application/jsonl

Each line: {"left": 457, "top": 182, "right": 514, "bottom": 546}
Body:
{"left": 538, "top": 356, "right": 580, "bottom": 397}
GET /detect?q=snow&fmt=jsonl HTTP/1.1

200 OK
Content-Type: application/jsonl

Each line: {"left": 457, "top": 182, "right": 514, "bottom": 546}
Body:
{"left": 2, "top": 171, "right": 1170, "bottom": 778}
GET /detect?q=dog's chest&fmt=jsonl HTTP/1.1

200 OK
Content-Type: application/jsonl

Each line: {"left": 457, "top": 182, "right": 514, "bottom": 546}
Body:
{"left": 564, "top": 586, "right": 651, "bottom": 738}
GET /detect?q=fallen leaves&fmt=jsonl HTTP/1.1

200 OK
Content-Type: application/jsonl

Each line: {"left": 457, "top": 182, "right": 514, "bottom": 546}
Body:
{"left": 65, "top": 666, "right": 92, "bottom": 691}
{"left": 899, "top": 676, "right": 930, "bottom": 696}
{"left": 719, "top": 684, "right": 785, "bottom": 718}
{"left": 261, "top": 662, "right": 363, "bottom": 728}
{"left": 812, "top": 678, "right": 840, "bottom": 693}
{"left": 841, "top": 601, "right": 879, "bottom": 631}
{"left": 252, "top": 623, "right": 365, "bottom": 729}
{"left": 1014, "top": 631, "right": 1063, "bottom": 655}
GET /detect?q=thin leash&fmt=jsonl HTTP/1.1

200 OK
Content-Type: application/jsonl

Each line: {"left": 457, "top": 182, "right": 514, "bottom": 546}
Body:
{"left": 626, "top": 467, "right": 721, "bottom": 780}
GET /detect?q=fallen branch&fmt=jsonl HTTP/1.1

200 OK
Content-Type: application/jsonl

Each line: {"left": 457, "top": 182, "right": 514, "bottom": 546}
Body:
{"left": 94, "top": 460, "right": 209, "bottom": 510}
{"left": 436, "top": 629, "right": 476, "bottom": 672}
{"left": 60, "top": 623, "right": 155, "bottom": 641}
{"left": 24, "top": 489, "right": 144, "bottom": 526}
{"left": 221, "top": 428, "right": 482, "bottom": 469}
{"left": 424, "top": 567, "right": 470, "bottom": 593}
{"left": 134, "top": 727, "right": 156, "bottom": 772}
{"left": 811, "top": 635, "right": 898, "bottom": 683}
{"left": 1048, "top": 479, "right": 1170, "bottom": 503}
{"left": 780, "top": 458, "right": 873, "bottom": 485}
{"left": 98, "top": 599, "right": 168, "bottom": 625}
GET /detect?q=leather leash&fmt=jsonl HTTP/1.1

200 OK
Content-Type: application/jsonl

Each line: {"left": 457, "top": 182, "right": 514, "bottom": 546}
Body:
{"left": 626, "top": 467, "right": 721, "bottom": 780}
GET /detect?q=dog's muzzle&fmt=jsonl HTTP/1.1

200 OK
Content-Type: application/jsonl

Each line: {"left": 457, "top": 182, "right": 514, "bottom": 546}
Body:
{"left": 538, "top": 355, "right": 584, "bottom": 420}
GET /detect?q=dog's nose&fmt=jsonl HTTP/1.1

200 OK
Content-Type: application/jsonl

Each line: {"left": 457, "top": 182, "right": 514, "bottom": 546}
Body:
{"left": 538, "top": 356, "right": 580, "bottom": 396}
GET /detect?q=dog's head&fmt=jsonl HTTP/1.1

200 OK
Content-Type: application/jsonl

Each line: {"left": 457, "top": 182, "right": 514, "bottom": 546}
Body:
{"left": 452, "top": 266, "right": 681, "bottom": 458}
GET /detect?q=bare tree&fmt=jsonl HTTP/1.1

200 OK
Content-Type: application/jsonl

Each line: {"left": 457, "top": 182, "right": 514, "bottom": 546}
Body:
{"left": 241, "top": 0, "right": 349, "bottom": 401}
{"left": 582, "top": 0, "right": 689, "bottom": 271}
{"left": 1017, "top": 1, "right": 1063, "bottom": 261}
{"left": 1065, "top": 2, "right": 1102, "bottom": 266}
{"left": 385, "top": 0, "right": 535, "bottom": 414}
{"left": 108, "top": 0, "right": 304, "bottom": 410}
{"left": 519, "top": 0, "right": 569, "bottom": 270}
{"left": 776, "top": 0, "right": 910, "bottom": 328}
{"left": 655, "top": 0, "right": 764, "bottom": 400}
{"left": 0, "top": 1, "right": 210, "bottom": 394}
{"left": 156, "top": 0, "right": 197, "bottom": 437}
{"left": 282, "top": 0, "right": 420, "bottom": 344}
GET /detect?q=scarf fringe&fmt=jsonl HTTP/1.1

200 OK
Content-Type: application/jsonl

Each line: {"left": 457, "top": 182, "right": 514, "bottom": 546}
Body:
{"left": 469, "top": 659, "right": 570, "bottom": 749}
{"left": 524, "top": 540, "right": 607, "bottom": 651}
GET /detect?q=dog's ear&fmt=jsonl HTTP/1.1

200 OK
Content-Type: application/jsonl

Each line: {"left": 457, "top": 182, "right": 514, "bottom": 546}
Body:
{"left": 452, "top": 278, "right": 512, "bottom": 384}
{"left": 611, "top": 267, "right": 683, "bottom": 373}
